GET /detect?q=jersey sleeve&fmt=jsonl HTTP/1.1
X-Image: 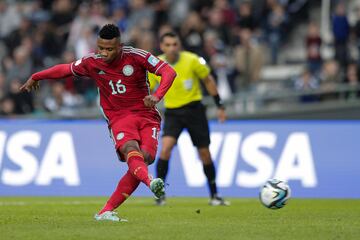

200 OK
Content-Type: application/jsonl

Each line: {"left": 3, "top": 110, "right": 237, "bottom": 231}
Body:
{"left": 192, "top": 55, "right": 211, "bottom": 80}
{"left": 132, "top": 48, "right": 169, "bottom": 92}
{"left": 147, "top": 72, "right": 161, "bottom": 92}
{"left": 127, "top": 47, "right": 168, "bottom": 75}
{"left": 70, "top": 56, "right": 91, "bottom": 77}
{"left": 145, "top": 54, "right": 167, "bottom": 74}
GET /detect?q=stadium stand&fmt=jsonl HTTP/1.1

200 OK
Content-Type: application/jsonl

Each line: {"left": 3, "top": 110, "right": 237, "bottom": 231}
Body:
{"left": 0, "top": 0, "right": 359, "bottom": 119}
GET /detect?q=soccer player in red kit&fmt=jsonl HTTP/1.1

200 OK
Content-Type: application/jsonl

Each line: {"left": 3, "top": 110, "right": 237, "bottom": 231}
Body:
{"left": 20, "top": 24, "right": 176, "bottom": 222}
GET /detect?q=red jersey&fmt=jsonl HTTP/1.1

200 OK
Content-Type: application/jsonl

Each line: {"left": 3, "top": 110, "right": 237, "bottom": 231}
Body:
{"left": 70, "top": 46, "right": 168, "bottom": 120}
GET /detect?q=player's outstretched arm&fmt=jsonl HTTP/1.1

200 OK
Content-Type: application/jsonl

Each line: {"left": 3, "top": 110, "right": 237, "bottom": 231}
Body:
{"left": 20, "top": 77, "right": 40, "bottom": 92}
{"left": 19, "top": 64, "right": 73, "bottom": 92}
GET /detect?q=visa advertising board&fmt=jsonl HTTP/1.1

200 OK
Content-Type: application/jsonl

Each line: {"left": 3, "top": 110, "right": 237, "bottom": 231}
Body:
{"left": 0, "top": 120, "right": 359, "bottom": 198}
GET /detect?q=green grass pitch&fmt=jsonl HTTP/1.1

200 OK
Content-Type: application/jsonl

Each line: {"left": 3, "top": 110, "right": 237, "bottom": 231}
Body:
{"left": 0, "top": 197, "right": 359, "bottom": 240}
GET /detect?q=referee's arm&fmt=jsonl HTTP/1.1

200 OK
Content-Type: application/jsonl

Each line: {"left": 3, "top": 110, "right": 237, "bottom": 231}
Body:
{"left": 202, "top": 74, "right": 226, "bottom": 123}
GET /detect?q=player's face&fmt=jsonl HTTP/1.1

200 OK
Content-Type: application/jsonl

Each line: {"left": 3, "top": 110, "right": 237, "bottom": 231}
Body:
{"left": 97, "top": 37, "right": 121, "bottom": 63}
{"left": 160, "top": 36, "right": 180, "bottom": 62}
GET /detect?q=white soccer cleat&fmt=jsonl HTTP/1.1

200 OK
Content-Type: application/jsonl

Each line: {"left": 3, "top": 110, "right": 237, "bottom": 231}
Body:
{"left": 94, "top": 211, "right": 128, "bottom": 222}
{"left": 209, "top": 196, "right": 230, "bottom": 206}
{"left": 150, "top": 178, "right": 165, "bottom": 199}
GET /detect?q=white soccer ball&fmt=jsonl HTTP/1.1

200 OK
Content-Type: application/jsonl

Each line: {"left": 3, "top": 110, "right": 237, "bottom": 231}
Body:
{"left": 259, "top": 179, "right": 291, "bottom": 209}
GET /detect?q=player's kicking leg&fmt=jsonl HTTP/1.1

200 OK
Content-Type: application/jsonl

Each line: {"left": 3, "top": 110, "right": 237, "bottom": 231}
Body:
{"left": 94, "top": 141, "right": 153, "bottom": 222}
{"left": 150, "top": 178, "right": 165, "bottom": 199}
{"left": 142, "top": 150, "right": 166, "bottom": 199}
{"left": 125, "top": 147, "right": 165, "bottom": 199}
{"left": 94, "top": 180, "right": 165, "bottom": 222}
{"left": 94, "top": 170, "right": 140, "bottom": 222}
{"left": 138, "top": 124, "right": 166, "bottom": 201}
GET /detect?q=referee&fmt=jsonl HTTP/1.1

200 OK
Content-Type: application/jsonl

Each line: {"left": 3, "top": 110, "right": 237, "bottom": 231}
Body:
{"left": 148, "top": 32, "right": 229, "bottom": 206}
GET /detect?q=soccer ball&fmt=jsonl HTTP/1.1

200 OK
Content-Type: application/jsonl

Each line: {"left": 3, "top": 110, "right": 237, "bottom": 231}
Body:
{"left": 259, "top": 179, "right": 291, "bottom": 209}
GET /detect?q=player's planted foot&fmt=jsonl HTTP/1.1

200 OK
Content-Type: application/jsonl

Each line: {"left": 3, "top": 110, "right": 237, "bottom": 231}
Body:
{"left": 209, "top": 195, "right": 230, "bottom": 206}
{"left": 94, "top": 211, "right": 128, "bottom": 222}
{"left": 155, "top": 195, "right": 166, "bottom": 206}
{"left": 150, "top": 178, "right": 165, "bottom": 199}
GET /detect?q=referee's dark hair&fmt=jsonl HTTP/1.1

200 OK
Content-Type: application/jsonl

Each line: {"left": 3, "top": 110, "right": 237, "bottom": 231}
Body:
{"left": 159, "top": 32, "right": 179, "bottom": 43}
{"left": 99, "top": 24, "right": 120, "bottom": 40}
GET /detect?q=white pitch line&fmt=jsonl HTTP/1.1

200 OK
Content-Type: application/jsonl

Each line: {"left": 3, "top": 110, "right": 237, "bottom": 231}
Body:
{"left": 0, "top": 201, "right": 27, "bottom": 206}
{"left": 0, "top": 198, "right": 153, "bottom": 206}
{"left": 0, "top": 197, "right": 229, "bottom": 206}
{"left": 0, "top": 200, "right": 104, "bottom": 206}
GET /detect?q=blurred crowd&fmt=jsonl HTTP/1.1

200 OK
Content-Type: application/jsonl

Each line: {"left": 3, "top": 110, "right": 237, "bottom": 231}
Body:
{"left": 0, "top": 0, "right": 359, "bottom": 117}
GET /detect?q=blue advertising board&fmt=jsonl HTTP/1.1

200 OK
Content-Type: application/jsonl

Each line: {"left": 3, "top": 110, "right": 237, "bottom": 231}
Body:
{"left": 0, "top": 120, "right": 359, "bottom": 198}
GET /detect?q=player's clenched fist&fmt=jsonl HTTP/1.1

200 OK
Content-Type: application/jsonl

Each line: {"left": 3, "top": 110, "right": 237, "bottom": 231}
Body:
{"left": 143, "top": 95, "right": 159, "bottom": 107}
{"left": 19, "top": 78, "right": 39, "bottom": 92}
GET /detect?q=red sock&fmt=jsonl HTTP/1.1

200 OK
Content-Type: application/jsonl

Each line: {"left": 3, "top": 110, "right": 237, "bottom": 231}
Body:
{"left": 98, "top": 170, "right": 140, "bottom": 214}
{"left": 127, "top": 151, "right": 151, "bottom": 187}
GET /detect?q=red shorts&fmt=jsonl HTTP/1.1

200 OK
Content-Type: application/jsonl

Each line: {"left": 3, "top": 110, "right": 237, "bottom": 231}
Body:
{"left": 108, "top": 112, "right": 160, "bottom": 161}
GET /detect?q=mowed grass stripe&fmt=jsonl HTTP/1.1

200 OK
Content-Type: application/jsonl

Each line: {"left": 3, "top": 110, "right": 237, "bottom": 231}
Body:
{"left": 0, "top": 197, "right": 359, "bottom": 240}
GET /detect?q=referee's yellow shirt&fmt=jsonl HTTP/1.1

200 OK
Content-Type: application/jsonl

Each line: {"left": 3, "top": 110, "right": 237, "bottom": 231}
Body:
{"left": 148, "top": 51, "right": 210, "bottom": 109}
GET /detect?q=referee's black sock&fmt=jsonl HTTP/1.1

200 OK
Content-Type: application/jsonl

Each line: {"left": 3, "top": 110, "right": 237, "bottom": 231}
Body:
{"left": 203, "top": 162, "right": 217, "bottom": 198}
{"left": 156, "top": 158, "right": 169, "bottom": 181}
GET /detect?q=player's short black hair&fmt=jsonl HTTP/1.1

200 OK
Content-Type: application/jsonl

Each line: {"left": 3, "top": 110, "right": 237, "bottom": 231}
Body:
{"left": 159, "top": 32, "right": 179, "bottom": 43}
{"left": 99, "top": 24, "right": 120, "bottom": 40}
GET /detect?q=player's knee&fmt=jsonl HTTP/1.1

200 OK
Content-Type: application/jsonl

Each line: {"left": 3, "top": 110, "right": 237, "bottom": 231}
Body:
{"left": 121, "top": 140, "right": 141, "bottom": 155}
{"left": 141, "top": 151, "right": 155, "bottom": 165}
{"left": 146, "top": 157, "right": 155, "bottom": 165}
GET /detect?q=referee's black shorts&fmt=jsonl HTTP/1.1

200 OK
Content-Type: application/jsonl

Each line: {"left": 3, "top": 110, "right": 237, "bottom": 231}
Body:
{"left": 162, "top": 101, "right": 210, "bottom": 148}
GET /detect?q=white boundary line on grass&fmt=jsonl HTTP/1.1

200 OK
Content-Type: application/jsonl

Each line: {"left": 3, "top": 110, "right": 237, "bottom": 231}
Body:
{"left": 0, "top": 199, "right": 153, "bottom": 206}
{"left": 0, "top": 200, "right": 104, "bottom": 206}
